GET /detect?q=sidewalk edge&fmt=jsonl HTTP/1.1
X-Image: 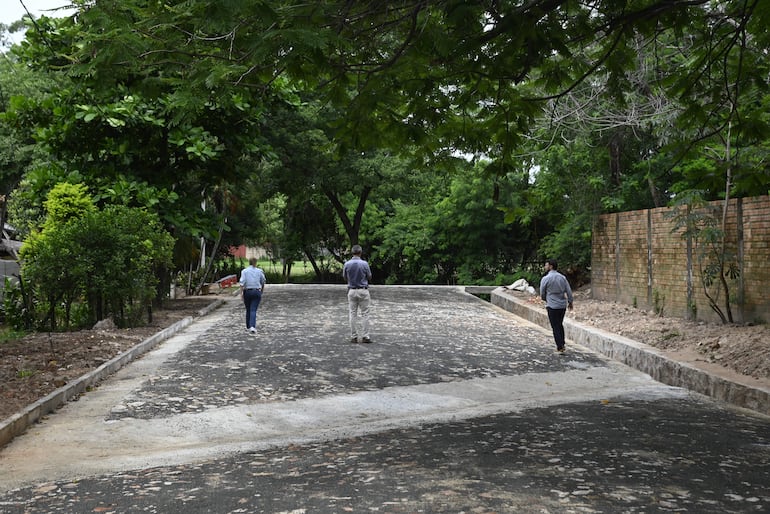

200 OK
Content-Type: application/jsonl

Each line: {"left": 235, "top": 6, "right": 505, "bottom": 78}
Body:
{"left": 0, "top": 298, "right": 225, "bottom": 448}
{"left": 491, "top": 287, "right": 769, "bottom": 416}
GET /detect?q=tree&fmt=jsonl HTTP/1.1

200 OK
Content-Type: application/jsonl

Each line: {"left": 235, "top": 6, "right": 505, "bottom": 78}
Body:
{"left": 23, "top": 1, "right": 764, "bottom": 164}
{"left": 503, "top": 2, "right": 770, "bottom": 274}
{"left": 668, "top": 191, "right": 739, "bottom": 323}
{"left": 40, "top": 182, "right": 95, "bottom": 229}
{"left": 365, "top": 157, "right": 540, "bottom": 284}
{"left": 7, "top": 8, "right": 279, "bottom": 293}
{"left": 7, "top": 0, "right": 770, "bottom": 290}
{"left": 0, "top": 51, "right": 65, "bottom": 246}
{"left": 256, "top": 98, "right": 417, "bottom": 258}
{"left": 660, "top": 1, "right": 770, "bottom": 323}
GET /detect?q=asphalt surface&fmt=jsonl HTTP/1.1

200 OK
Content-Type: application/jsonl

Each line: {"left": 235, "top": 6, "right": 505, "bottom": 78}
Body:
{"left": 0, "top": 285, "right": 768, "bottom": 513}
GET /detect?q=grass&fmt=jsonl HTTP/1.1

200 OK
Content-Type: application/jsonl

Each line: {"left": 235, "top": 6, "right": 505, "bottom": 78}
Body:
{"left": 0, "top": 326, "right": 28, "bottom": 344}
{"left": 256, "top": 259, "right": 320, "bottom": 277}
{"left": 227, "top": 259, "right": 342, "bottom": 284}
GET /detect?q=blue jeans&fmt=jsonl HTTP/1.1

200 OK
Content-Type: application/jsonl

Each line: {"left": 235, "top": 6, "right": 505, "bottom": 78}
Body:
{"left": 243, "top": 289, "right": 262, "bottom": 329}
{"left": 546, "top": 306, "right": 566, "bottom": 349}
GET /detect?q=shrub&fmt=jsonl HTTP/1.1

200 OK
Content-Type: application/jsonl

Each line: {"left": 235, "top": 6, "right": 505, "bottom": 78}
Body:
{"left": 21, "top": 204, "right": 173, "bottom": 329}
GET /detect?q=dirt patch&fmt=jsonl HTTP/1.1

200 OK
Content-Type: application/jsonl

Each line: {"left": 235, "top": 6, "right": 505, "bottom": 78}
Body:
{"left": 0, "top": 296, "right": 218, "bottom": 422}
{"left": 514, "top": 287, "right": 768, "bottom": 391}
{"left": 567, "top": 289, "right": 769, "bottom": 380}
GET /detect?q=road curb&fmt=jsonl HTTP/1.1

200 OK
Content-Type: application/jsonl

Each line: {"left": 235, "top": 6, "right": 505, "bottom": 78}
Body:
{"left": 491, "top": 287, "right": 769, "bottom": 416}
{"left": 0, "top": 298, "right": 225, "bottom": 449}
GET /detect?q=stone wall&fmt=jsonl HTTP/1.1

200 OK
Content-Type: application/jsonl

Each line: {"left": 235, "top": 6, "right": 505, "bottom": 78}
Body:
{"left": 0, "top": 258, "right": 20, "bottom": 292}
{"left": 591, "top": 195, "right": 770, "bottom": 324}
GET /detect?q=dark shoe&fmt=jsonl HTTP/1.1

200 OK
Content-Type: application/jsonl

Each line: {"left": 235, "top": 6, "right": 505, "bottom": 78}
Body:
{"left": 556, "top": 347, "right": 565, "bottom": 354}
{"left": 350, "top": 337, "right": 359, "bottom": 344}
{"left": 361, "top": 337, "right": 372, "bottom": 344}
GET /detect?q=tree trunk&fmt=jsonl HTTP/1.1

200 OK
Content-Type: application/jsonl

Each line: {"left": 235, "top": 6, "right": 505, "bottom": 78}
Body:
{"left": 720, "top": 121, "right": 734, "bottom": 323}
{"left": 303, "top": 247, "right": 323, "bottom": 278}
{"left": 194, "top": 215, "right": 226, "bottom": 295}
{"left": 325, "top": 186, "right": 372, "bottom": 246}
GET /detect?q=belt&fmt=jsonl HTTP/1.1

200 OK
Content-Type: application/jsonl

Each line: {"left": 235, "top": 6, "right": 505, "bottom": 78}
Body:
{"left": 244, "top": 288, "right": 262, "bottom": 291}
{"left": 349, "top": 286, "right": 368, "bottom": 289}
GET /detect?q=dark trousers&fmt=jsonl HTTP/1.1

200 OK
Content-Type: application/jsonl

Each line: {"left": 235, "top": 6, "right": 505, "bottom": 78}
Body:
{"left": 243, "top": 289, "right": 262, "bottom": 329}
{"left": 546, "top": 307, "right": 567, "bottom": 350}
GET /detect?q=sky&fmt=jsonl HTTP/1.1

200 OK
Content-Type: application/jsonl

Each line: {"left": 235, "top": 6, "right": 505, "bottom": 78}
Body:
{"left": 2, "top": 0, "right": 77, "bottom": 44}
{"left": 2, "top": 0, "right": 76, "bottom": 24}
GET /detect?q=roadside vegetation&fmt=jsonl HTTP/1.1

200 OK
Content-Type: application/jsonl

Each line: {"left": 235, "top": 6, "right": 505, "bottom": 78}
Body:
{"left": 0, "top": 1, "right": 768, "bottom": 333}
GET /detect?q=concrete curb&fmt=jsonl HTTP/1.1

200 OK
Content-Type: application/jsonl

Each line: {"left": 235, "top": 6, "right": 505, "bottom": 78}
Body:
{"left": 0, "top": 298, "right": 225, "bottom": 448}
{"left": 491, "top": 287, "right": 770, "bottom": 416}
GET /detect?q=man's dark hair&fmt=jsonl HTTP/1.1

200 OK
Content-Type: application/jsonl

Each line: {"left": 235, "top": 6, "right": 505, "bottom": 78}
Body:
{"left": 351, "top": 244, "right": 363, "bottom": 255}
{"left": 546, "top": 258, "right": 558, "bottom": 270}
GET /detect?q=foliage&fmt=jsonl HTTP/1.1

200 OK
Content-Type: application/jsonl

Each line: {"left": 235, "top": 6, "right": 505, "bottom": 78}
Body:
{"left": 3, "top": 0, "right": 770, "bottom": 293}
{"left": 373, "top": 200, "right": 440, "bottom": 284}
{"left": 5, "top": 10, "right": 271, "bottom": 284}
{"left": 4, "top": 83, "right": 259, "bottom": 241}
{"left": 503, "top": 0, "right": 770, "bottom": 275}
{"left": 81, "top": 0, "right": 764, "bottom": 177}
{"left": 41, "top": 182, "right": 95, "bottom": 230}
{"left": 2, "top": 276, "right": 29, "bottom": 331}
{"left": 668, "top": 191, "right": 739, "bottom": 324}
{"left": 665, "top": 0, "right": 770, "bottom": 199}
{"left": 502, "top": 140, "right": 605, "bottom": 274}
{"left": 254, "top": 98, "right": 423, "bottom": 274}
{"left": 0, "top": 55, "right": 61, "bottom": 198}
{"left": 366, "top": 159, "right": 540, "bottom": 284}
{"left": 20, "top": 189, "right": 173, "bottom": 330}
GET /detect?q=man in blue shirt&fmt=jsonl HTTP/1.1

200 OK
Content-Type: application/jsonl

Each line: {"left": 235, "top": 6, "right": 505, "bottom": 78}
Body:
{"left": 540, "top": 258, "right": 573, "bottom": 353}
{"left": 239, "top": 257, "right": 267, "bottom": 335}
{"left": 342, "top": 245, "right": 372, "bottom": 343}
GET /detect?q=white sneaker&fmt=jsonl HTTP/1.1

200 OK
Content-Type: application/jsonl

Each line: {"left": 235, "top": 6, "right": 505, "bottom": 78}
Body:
{"left": 249, "top": 327, "right": 257, "bottom": 334}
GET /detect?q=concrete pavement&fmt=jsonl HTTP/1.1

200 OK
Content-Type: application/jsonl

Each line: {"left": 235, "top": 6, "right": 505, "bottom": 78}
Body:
{"left": 0, "top": 285, "right": 768, "bottom": 513}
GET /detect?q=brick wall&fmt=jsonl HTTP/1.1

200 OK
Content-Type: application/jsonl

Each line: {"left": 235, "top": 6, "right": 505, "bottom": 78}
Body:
{"left": 591, "top": 195, "right": 770, "bottom": 324}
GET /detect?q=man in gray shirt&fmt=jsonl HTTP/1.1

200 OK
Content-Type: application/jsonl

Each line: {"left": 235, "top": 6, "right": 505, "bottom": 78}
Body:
{"left": 540, "top": 259, "right": 573, "bottom": 353}
{"left": 342, "top": 244, "right": 373, "bottom": 343}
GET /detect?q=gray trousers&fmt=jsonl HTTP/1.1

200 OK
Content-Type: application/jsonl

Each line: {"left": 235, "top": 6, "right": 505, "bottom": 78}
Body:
{"left": 347, "top": 289, "right": 371, "bottom": 340}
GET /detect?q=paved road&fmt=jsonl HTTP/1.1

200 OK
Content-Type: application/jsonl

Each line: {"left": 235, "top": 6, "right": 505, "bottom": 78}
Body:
{"left": 0, "top": 285, "right": 768, "bottom": 513}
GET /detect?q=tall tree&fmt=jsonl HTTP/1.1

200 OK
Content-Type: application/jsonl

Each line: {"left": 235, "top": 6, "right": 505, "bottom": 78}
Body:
{"left": 0, "top": 52, "right": 63, "bottom": 245}
{"left": 7, "top": 0, "right": 770, "bottom": 287}
{"left": 257, "top": 98, "right": 415, "bottom": 255}
{"left": 25, "top": 1, "right": 763, "bottom": 162}
{"left": 6, "top": 9, "right": 275, "bottom": 274}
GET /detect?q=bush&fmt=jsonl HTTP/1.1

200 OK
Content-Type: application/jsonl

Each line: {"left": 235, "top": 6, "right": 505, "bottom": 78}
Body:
{"left": 2, "top": 277, "right": 30, "bottom": 330}
{"left": 21, "top": 204, "right": 173, "bottom": 329}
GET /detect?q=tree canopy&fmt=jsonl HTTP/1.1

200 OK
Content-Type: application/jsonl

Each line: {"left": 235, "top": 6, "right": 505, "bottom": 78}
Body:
{"left": 33, "top": 1, "right": 764, "bottom": 158}
{"left": 2, "top": 0, "right": 769, "bottom": 291}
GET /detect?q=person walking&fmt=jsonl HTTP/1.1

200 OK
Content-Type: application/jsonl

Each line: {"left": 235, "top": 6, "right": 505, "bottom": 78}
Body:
{"left": 540, "top": 258, "right": 573, "bottom": 353}
{"left": 342, "top": 244, "right": 372, "bottom": 343}
{"left": 238, "top": 257, "right": 267, "bottom": 335}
